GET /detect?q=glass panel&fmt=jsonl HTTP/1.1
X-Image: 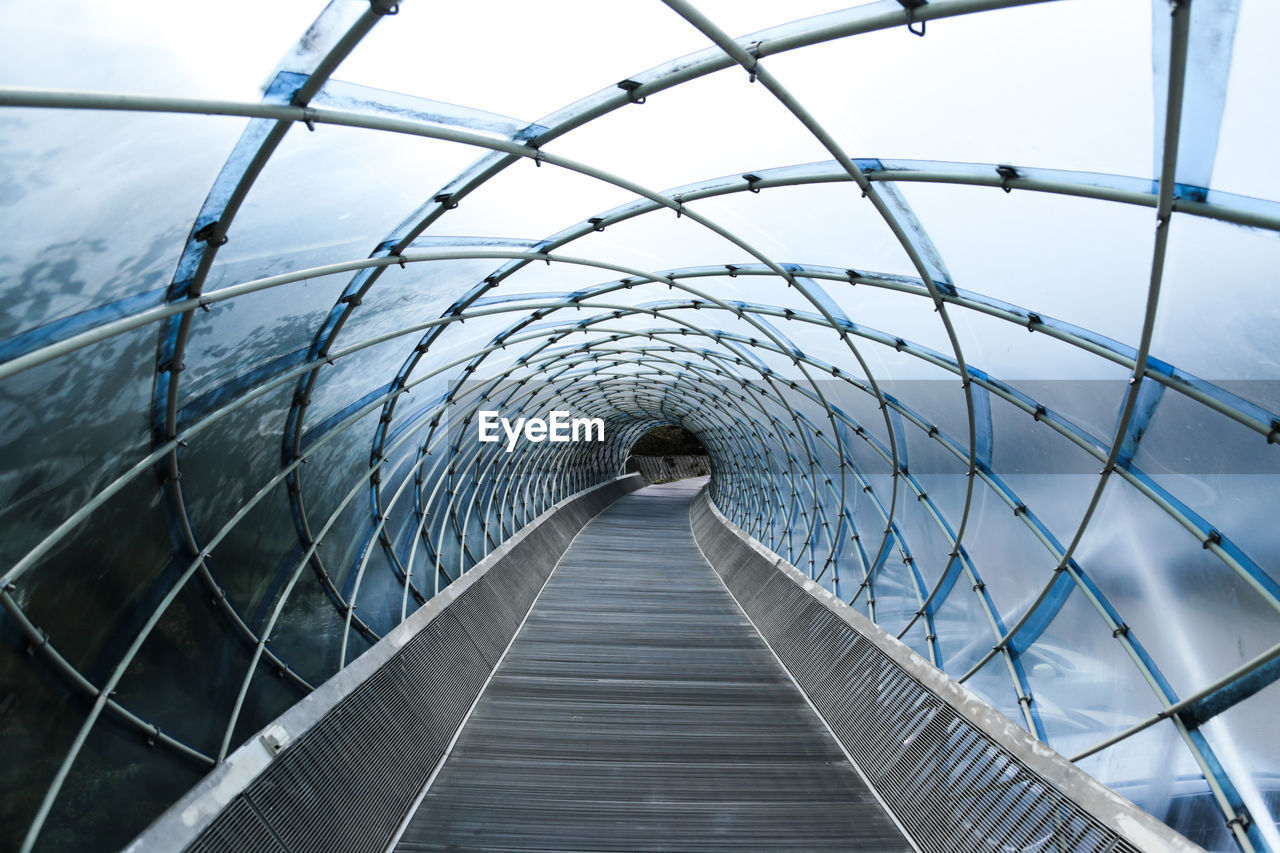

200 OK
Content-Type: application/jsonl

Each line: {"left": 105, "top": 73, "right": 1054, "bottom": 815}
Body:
{"left": 0, "top": 110, "right": 242, "bottom": 338}
{"left": 0, "top": 629, "right": 83, "bottom": 849}
{"left": 0, "top": 328, "right": 154, "bottom": 570}
{"left": 933, "top": 475, "right": 1065, "bottom": 630}
{"left": 113, "top": 577, "right": 244, "bottom": 756}
{"left": 1132, "top": 387, "right": 1280, "bottom": 571}
{"left": 212, "top": 123, "right": 481, "bottom": 267}
{"left": 181, "top": 263, "right": 355, "bottom": 404}
{"left": 931, "top": 577, "right": 997, "bottom": 677}
{"left": 766, "top": 0, "right": 1153, "bottom": 177}
{"left": 0, "top": 0, "right": 323, "bottom": 99}
{"left": 1078, "top": 720, "right": 1235, "bottom": 853}
{"left": 895, "top": 182, "right": 1155, "bottom": 346}
{"left": 1153, "top": 215, "right": 1280, "bottom": 382}
{"left": 1210, "top": 0, "right": 1280, "bottom": 202}
{"left": 44, "top": 721, "right": 205, "bottom": 853}
{"left": 955, "top": 306, "right": 1135, "bottom": 443}
{"left": 1199, "top": 680, "right": 1280, "bottom": 852}
{"left": 337, "top": 0, "right": 712, "bottom": 122}
{"left": 13, "top": 465, "right": 171, "bottom": 680}
{"left": 1019, "top": 586, "right": 1166, "bottom": 759}
{"left": 1074, "top": 475, "right": 1280, "bottom": 698}
{"left": 964, "top": 654, "right": 1028, "bottom": 734}
{"left": 988, "top": 388, "right": 1109, "bottom": 476}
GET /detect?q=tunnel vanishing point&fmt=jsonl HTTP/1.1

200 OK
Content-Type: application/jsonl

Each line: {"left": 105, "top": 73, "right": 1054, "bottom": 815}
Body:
{"left": 1, "top": 1, "right": 1279, "bottom": 851}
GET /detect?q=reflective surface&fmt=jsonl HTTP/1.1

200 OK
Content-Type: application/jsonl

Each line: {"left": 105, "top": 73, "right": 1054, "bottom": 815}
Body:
{"left": 0, "top": 1, "right": 1278, "bottom": 851}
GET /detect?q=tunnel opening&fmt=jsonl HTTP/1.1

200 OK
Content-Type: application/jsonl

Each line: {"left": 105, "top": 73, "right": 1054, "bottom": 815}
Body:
{"left": 624, "top": 424, "right": 711, "bottom": 484}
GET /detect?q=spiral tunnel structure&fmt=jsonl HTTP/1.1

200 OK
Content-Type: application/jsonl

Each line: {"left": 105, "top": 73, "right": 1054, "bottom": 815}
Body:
{"left": 1, "top": 1, "right": 1279, "bottom": 851}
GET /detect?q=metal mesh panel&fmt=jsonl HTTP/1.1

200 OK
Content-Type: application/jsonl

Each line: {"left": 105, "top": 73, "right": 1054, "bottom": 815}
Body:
{"left": 447, "top": 575, "right": 522, "bottom": 666}
{"left": 697, "top": 497, "right": 1146, "bottom": 853}
{"left": 483, "top": 543, "right": 553, "bottom": 615}
{"left": 185, "top": 798, "right": 287, "bottom": 853}
{"left": 184, "top": 610, "right": 495, "bottom": 852}
{"left": 174, "top": 481, "right": 645, "bottom": 853}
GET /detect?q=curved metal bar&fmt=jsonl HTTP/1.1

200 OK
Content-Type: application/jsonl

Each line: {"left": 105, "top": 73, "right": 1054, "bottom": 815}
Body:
{"left": 7, "top": 275, "right": 1269, "bottom": 788}
{"left": 659, "top": 0, "right": 977, "bottom": 652}
{"left": 7, "top": 149, "right": 1280, "bottom": 390}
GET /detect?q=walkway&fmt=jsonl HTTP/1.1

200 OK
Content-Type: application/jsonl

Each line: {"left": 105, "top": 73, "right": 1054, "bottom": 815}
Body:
{"left": 394, "top": 480, "right": 910, "bottom": 852}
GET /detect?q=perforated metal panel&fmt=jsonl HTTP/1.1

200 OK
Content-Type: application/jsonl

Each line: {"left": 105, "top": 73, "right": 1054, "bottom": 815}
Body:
{"left": 449, "top": 575, "right": 522, "bottom": 666}
{"left": 170, "top": 479, "right": 644, "bottom": 853}
{"left": 691, "top": 492, "right": 1149, "bottom": 853}
{"left": 185, "top": 799, "right": 287, "bottom": 853}
{"left": 195, "top": 609, "right": 491, "bottom": 853}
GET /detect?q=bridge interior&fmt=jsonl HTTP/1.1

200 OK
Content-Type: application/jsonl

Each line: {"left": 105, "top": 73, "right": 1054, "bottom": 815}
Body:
{"left": 396, "top": 480, "right": 907, "bottom": 852}
{"left": 1, "top": 1, "right": 1278, "bottom": 852}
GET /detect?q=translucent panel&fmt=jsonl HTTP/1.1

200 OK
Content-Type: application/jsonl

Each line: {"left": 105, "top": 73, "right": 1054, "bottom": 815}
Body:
{"left": 1074, "top": 475, "right": 1280, "bottom": 698}
{"left": 45, "top": 721, "right": 205, "bottom": 853}
{"left": 112, "top": 578, "right": 243, "bottom": 755}
{"left": 181, "top": 265, "right": 354, "bottom": 403}
{"left": 767, "top": 0, "right": 1153, "bottom": 177}
{"left": 0, "top": 110, "right": 241, "bottom": 338}
{"left": 0, "top": 0, "right": 322, "bottom": 99}
{"left": 338, "top": 258, "right": 498, "bottom": 346}
{"left": 1210, "top": 0, "right": 1280, "bottom": 202}
{"left": 993, "top": 473, "right": 1099, "bottom": 555}
{"left": 931, "top": 477, "right": 1064, "bottom": 630}
{"left": 896, "top": 182, "right": 1155, "bottom": 346}
{"left": 1144, "top": 474, "right": 1280, "bottom": 598}
{"left": 304, "top": 338, "right": 412, "bottom": 432}
{"left": 180, "top": 382, "right": 294, "bottom": 549}
{"left": 876, "top": 356, "right": 973, "bottom": 441}
{"left": 548, "top": 70, "right": 834, "bottom": 195}
{"left": 964, "top": 654, "right": 1028, "bottom": 734}
{"left": 0, "top": 632, "right": 83, "bottom": 848}
{"left": 336, "top": 0, "right": 711, "bottom": 122}
{"left": 0, "top": 328, "right": 153, "bottom": 570}
{"left": 228, "top": 663, "right": 315, "bottom": 760}
{"left": 299, "top": 409, "right": 383, "bottom": 531}
{"left": 1078, "top": 721, "right": 1235, "bottom": 853}
{"left": 892, "top": 487, "right": 956, "bottom": 588}
{"left": 1132, "top": 389, "right": 1280, "bottom": 539}
{"left": 988, "top": 387, "right": 1111, "bottom": 475}
{"left": 214, "top": 124, "right": 481, "bottom": 264}
{"left": 1199, "top": 680, "right": 1280, "bottom": 852}
{"left": 831, "top": 283, "right": 961, "bottom": 361}
{"left": 1019, "top": 586, "right": 1166, "bottom": 760}
{"left": 182, "top": 444, "right": 299, "bottom": 620}
{"left": 899, "top": 617, "right": 933, "bottom": 662}
{"left": 9, "top": 454, "right": 170, "bottom": 679}
{"left": 258, "top": 550, "right": 352, "bottom": 689}
{"left": 955, "top": 306, "right": 1135, "bottom": 437}
{"left": 905, "top": 474, "right": 969, "bottom": 544}
{"left": 1153, "top": 215, "right": 1280, "bottom": 381}
{"left": 868, "top": 549, "right": 921, "bottom": 635}
{"left": 931, "top": 578, "right": 998, "bottom": 676}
